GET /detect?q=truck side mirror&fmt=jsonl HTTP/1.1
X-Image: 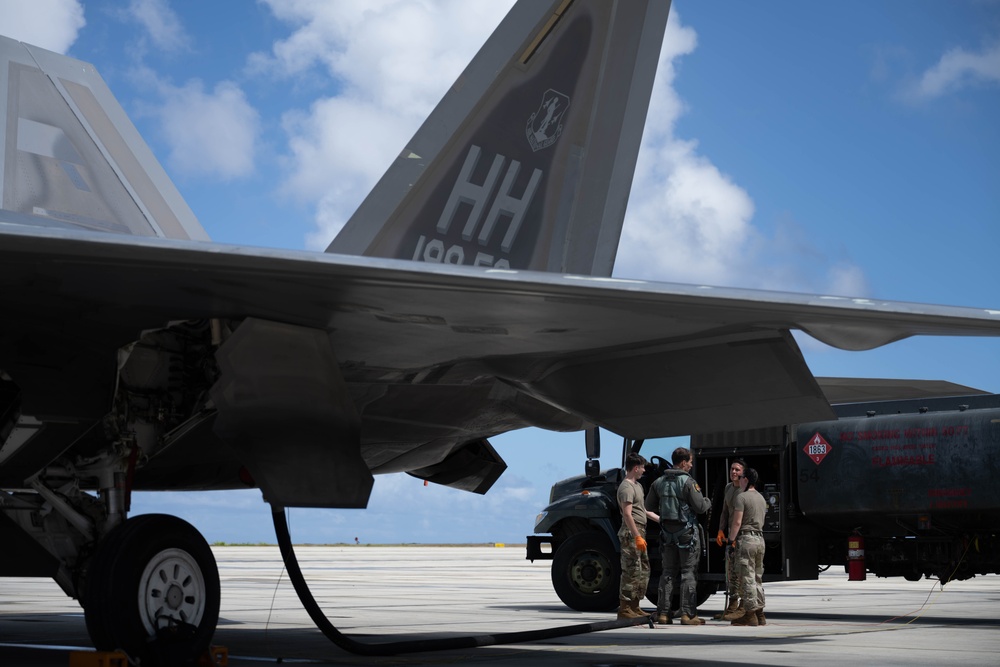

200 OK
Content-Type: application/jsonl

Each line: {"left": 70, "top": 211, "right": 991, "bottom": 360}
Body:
{"left": 585, "top": 426, "right": 600, "bottom": 459}
{"left": 584, "top": 426, "right": 600, "bottom": 478}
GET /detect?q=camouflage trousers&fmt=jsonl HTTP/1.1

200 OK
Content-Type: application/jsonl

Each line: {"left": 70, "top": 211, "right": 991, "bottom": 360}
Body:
{"left": 735, "top": 532, "right": 765, "bottom": 611}
{"left": 617, "top": 525, "right": 650, "bottom": 600}
{"left": 657, "top": 526, "right": 700, "bottom": 616}
{"left": 725, "top": 546, "right": 738, "bottom": 597}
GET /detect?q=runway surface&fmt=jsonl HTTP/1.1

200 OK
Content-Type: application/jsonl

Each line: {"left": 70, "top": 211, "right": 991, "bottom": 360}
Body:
{"left": 2, "top": 545, "right": 998, "bottom": 665}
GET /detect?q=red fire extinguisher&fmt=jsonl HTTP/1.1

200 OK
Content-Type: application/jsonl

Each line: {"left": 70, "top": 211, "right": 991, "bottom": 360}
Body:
{"left": 847, "top": 531, "right": 866, "bottom": 581}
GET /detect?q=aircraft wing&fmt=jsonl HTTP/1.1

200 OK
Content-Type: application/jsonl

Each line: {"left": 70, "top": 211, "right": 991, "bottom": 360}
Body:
{"left": 3, "top": 223, "right": 998, "bottom": 445}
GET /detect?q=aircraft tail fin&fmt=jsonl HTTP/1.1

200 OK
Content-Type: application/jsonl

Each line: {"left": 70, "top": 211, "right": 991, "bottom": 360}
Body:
{"left": 327, "top": 0, "right": 671, "bottom": 277}
{"left": 0, "top": 35, "right": 208, "bottom": 241}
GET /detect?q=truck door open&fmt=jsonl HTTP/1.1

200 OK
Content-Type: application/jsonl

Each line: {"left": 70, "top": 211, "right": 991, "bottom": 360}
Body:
{"left": 693, "top": 425, "right": 818, "bottom": 586}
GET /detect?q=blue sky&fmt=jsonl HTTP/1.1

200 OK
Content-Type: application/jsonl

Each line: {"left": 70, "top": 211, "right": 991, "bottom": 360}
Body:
{"left": 2, "top": 0, "right": 998, "bottom": 545}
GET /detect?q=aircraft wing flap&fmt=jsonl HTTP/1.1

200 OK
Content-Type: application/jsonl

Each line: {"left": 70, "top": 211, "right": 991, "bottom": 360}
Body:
{"left": 815, "top": 377, "right": 990, "bottom": 405}
{"left": 491, "top": 330, "right": 836, "bottom": 437}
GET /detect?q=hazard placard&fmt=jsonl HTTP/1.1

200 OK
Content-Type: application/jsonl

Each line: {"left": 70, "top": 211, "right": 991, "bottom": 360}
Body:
{"left": 803, "top": 432, "right": 832, "bottom": 465}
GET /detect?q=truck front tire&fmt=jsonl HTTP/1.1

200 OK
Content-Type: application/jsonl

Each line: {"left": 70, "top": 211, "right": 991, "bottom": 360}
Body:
{"left": 551, "top": 531, "right": 620, "bottom": 611}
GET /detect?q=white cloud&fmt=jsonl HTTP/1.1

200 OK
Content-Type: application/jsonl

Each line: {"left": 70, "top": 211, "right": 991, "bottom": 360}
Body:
{"left": 618, "top": 141, "right": 756, "bottom": 285}
{"left": 253, "top": 0, "right": 513, "bottom": 249}
{"left": 613, "top": 12, "right": 756, "bottom": 287}
{"left": 614, "top": 9, "right": 866, "bottom": 296}
{"left": 281, "top": 97, "right": 415, "bottom": 246}
{"left": 127, "top": 0, "right": 191, "bottom": 53}
{"left": 912, "top": 41, "right": 1000, "bottom": 99}
{"left": 154, "top": 78, "right": 261, "bottom": 180}
{"left": 825, "top": 262, "right": 869, "bottom": 298}
{"left": 0, "top": 0, "right": 84, "bottom": 54}
{"left": 291, "top": 105, "right": 416, "bottom": 246}
{"left": 254, "top": 0, "right": 508, "bottom": 114}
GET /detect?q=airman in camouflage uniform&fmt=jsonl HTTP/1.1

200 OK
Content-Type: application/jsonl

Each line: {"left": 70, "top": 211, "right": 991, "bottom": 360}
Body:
{"left": 716, "top": 458, "right": 746, "bottom": 617}
{"left": 724, "top": 467, "right": 767, "bottom": 626}
{"left": 616, "top": 452, "right": 652, "bottom": 619}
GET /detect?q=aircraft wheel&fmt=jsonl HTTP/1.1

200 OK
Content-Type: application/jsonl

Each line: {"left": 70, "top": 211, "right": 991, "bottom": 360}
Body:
{"left": 84, "top": 514, "right": 220, "bottom": 661}
{"left": 551, "top": 531, "right": 620, "bottom": 611}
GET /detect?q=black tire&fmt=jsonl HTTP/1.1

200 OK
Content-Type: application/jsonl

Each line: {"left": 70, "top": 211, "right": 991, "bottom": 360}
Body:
{"left": 551, "top": 531, "right": 620, "bottom": 611}
{"left": 696, "top": 581, "right": 718, "bottom": 607}
{"left": 83, "top": 514, "right": 220, "bottom": 661}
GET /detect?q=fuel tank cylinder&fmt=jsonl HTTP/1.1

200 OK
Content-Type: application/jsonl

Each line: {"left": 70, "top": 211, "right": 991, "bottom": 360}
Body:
{"left": 795, "top": 405, "right": 1000, "bottom": 534}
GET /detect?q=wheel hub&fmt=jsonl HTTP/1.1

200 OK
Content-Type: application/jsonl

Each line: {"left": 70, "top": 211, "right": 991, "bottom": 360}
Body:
{"left": 571, "top": 553, "right": 608, "bottom": 593}
{"left": 165, "top": 583, "right": 184, "bottom": 610}
{"left": 138, "top": 548, "right": 206, "bottom": 633}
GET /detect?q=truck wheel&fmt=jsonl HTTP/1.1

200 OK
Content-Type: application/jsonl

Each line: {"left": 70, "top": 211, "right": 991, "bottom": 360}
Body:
{"left": 696, "top": 581, "right": 718, "bottom": 607}
{"left": 551, "top": 531, "right": 620, "bottom": 611}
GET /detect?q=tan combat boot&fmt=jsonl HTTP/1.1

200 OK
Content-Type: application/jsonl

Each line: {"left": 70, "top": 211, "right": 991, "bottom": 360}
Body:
{"left": 731, "top": 608, "right": 759, "bottom": 626}
{"left": 715, "top": 596, "right": 741, "bottom": 620}
{"left": 722, "top": 606, "right": 746, "bottom": 622}
{"left": 618, "top": 596, "right": 645, "bottom": 620}
{"left": 680, "top": 614, "right": 704, "bottom": 625}
{"left": 630, "top": 597, "right": 649, "bottom": 617}
{"left": 654, "top": 611, "right": 672, "bottom": 625}
{"left": 755, "top": 608, "right": 767, "bottom": 625}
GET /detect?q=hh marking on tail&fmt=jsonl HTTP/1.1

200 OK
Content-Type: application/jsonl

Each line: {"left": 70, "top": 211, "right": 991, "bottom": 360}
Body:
{"left": 413, "top": 144, "right": 543, "bottom": 268}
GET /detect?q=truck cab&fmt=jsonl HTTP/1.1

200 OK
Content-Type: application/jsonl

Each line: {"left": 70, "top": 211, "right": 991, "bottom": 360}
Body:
{"left": 526, "top": 435, "right": 722, "bottom": 611}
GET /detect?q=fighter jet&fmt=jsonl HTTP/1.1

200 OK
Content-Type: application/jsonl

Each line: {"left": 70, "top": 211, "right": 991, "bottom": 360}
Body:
{"left": 1, "top": 0, "right": 998, "bottom": 659}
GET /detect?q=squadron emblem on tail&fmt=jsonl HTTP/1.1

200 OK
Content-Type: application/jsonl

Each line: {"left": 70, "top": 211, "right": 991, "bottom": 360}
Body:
{"left": 526, "top": 89, "right": 570, "bottom": 152}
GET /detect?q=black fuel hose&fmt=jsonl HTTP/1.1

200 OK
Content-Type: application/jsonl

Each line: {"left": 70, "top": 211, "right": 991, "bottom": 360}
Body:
{"left": 272, "top": 508, "right": 652, "bottom": 656}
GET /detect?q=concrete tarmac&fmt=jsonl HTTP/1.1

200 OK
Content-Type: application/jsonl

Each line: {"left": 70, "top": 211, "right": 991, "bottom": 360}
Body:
{"left": 2, "top": 545, "right": 998, "bottom": 666}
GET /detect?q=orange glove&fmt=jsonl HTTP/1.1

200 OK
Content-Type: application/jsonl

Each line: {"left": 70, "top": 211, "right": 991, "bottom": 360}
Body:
{"left": 716, "top": 529, "right": 725, "bottom": 547}
{"left": 635, "top": 535, "right": 648, "bottom": 552}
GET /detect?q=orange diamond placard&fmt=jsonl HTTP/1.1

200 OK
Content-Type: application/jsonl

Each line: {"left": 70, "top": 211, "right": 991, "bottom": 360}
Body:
{"left": 803, "top": 432, "right": 832, "bottom": 466}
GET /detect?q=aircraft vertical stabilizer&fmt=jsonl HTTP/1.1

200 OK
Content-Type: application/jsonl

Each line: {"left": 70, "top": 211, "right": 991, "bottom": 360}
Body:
{"left": 0, "top": 35, "right": 209, "bottom": 241}
{"left": 327, "top": 0, "right": 671, "bottom": 277}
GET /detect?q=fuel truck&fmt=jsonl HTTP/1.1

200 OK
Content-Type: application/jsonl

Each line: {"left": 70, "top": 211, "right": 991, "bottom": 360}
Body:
{"left": 527, "top": 390, "right": 1000, "bottom": 611}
